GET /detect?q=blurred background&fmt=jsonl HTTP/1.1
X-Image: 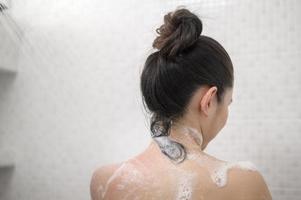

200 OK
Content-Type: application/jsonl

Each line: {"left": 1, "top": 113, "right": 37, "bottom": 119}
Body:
{"left": 0, "top": 0, "right": 300, "bottom": 199}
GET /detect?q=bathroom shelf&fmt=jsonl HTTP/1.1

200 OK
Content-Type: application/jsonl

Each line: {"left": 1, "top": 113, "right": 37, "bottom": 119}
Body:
{"left": 0, "top": 66, "right": 17, "bottom": 74}
{"left": 0, "top": 151, "right": 14, "bottom": 168}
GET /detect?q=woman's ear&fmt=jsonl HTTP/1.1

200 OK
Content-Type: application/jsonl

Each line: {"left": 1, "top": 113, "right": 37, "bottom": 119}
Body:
{"left": 200, "top": 86, "right": 218, "bottom": 116}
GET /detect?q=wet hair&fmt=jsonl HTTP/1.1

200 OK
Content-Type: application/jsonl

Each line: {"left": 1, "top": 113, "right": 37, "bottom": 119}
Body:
{"left": 140, "top": 7, "right": 234, "bottom": 163}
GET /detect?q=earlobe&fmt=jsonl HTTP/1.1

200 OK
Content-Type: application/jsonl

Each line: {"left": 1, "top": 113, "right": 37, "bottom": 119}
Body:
{"left": 200, "top": 95, "right": 209, "bottom": 116}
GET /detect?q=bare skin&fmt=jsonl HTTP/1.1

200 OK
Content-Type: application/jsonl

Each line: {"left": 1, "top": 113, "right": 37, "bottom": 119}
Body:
{"left": 90, "top": 86, "right": 273, "bottom": 200}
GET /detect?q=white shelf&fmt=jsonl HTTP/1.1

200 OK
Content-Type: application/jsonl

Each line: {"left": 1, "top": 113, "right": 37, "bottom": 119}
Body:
{"left": 0, "top": 150, "right": 14, "bottom": 168}
{"left": 0, "top": 65, "right": 17, "bottom": 74}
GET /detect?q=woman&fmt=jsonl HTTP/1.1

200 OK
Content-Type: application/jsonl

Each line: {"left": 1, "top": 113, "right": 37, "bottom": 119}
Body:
{"left": 90, "top": 7, "right": 272, "bottom": 200}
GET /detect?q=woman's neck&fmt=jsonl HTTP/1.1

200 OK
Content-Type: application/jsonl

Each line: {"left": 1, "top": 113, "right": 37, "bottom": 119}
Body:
{"left": 168, "top": 121, "right": 207, "bottom": 153}
{"left": 146, "top": 121, "right": 208, "bottom": 155}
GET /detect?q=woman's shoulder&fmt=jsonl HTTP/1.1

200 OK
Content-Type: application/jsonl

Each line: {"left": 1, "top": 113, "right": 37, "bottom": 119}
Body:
{"left": 90, "top": 158, "right": 158, "bottom": 200}
{"left": 90, "top": 161, "right": 124, "bottom": 200}
{"left": 212, "top": 160, "right": 272, "bottom": 200}
{"left": 227, "top": 164, "right": 272, "bottom": 200}
{"left": 188, "top": 153, "right": 272, "bottom": 200}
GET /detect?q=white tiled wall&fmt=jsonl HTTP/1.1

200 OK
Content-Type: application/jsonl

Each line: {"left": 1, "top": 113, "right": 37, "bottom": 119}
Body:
{"left": 0, "top": 0, "right": 300, "bottom": 200}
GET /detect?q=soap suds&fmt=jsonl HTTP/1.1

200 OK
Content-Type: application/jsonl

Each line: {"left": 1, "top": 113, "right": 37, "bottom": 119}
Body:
{"left": 187, "top": 152, "right": 258, "bottom": 188}
{"left": 176, "top": 171, "right": 196, "bottom": 200}
{"left": 153, "top": 136, "right": 186, "bottom": 163}
{"left": 98, "top": 158, "right": 162, "bottom": 199}
{"left": 180, "top": 126, "right": 203, "bottom": 147}
{"left": 98, "top": 160, "right": 151, "bottom": 199}
{"left": 152, "top": 123, "right": 205, "bottom": 164}
{"left": 211, "top": 161, "right": 258, "bottom": 187}
{"left": 98, "top": 162, "right": 128, "bottom": 198}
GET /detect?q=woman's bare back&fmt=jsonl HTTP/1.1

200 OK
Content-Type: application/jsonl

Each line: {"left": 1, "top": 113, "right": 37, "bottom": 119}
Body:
{"left": 90, "top": 141, "right": 272, "bottom": 200}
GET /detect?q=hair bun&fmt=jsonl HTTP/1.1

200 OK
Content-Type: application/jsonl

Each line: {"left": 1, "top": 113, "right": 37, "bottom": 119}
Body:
{"left": 153, "top": 7, "right": 203, "bottom": 58}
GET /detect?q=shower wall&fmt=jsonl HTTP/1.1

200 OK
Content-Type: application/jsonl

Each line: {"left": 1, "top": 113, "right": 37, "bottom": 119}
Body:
{"left": 0, "top": 0, "right": 300, "bottom": 199}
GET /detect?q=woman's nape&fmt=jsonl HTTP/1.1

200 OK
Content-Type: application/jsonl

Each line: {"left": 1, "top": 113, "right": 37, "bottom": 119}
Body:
{"left": 167, "top": 85, "right": 234, "bottom": 153}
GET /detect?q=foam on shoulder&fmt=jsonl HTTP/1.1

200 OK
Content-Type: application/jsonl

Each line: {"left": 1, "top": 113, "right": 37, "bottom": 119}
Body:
{"left": 211, "top": 161, "right": 258, "bottom": 187}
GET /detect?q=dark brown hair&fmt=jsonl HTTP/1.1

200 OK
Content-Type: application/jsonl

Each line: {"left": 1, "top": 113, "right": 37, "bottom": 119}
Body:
{"left": 140, "top": 7, "right": 234, "bottom": 163}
